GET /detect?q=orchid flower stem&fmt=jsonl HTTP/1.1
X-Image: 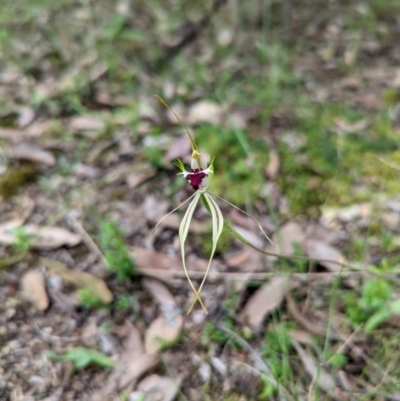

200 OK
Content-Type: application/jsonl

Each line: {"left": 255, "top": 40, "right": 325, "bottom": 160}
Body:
{"left": 154, "top": 95, "right": 197, "bottom": 152}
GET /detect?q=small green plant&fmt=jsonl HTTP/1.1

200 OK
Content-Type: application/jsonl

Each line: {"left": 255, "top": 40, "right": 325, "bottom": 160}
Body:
{"left": 260, "top": 323, "right": 295, "bottom": 390}
{"left": 77, "top": 287, "right": 108, "bottom": 310}
{"left": 201, "top": 320, "right": 242, "bottom": 349}
{"left": 47, "top": 347, "right": 114, "bottom": 372}
{"left": 99, "top": 220, "right": 136, "bottom": 282}
{"left": 13, "top": 226, "right": 31, "bottom": 254}
{"left": 116, "top": 294, "right": 134, "bottom": 311}
{"left": 344, "top": 275, "right": 393, "bottom": 330}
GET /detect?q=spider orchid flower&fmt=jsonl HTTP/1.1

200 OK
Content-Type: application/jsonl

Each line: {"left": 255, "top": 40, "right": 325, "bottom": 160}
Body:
{"left": 152, "top": 95, "right": 272, "bottom": 315}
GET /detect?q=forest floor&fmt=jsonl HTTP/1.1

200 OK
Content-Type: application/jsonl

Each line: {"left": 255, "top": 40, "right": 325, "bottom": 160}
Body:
{"left": 1, "top": 1, "right": 400, "bottom": 400}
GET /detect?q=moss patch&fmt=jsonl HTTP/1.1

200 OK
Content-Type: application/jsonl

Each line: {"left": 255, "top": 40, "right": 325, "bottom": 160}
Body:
{"left": 0, "top": 165, "right": 38, "bottom": 198}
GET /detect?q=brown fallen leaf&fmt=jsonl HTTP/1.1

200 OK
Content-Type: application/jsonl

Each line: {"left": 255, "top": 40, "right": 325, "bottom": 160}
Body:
{"left": 227, "top": 249, "right": 264, "bottom": 272}
{"left": 126, "top": 169, "right": 156, "bottom": 189}
{"left": 272, "top": 222, "right": 305, "bottom": 255}
{"left": 303, "top": 239, "right": 346, "bottom": 272}
{"left": 0, "top": 223, "right": 81, "bottom": 250}
{"left": 145, "top": 314, "right": 183, "bottom": 355}
{"left": 233, "top": 225, "right": 264, "bottom": 249}
{"left": 17, "top": 107, "right": 36, "bottom": 128}
{"left": 188, "top": 101, "right": 223, "bottom": 125}
{"left": 41, "top": 257, "right": 113, "bottom": 304}
{"left": 241, "top": 276, "right": 292, "bottom": 330}
{"left": 92, "top": 323, "right": 158, "bottom": 400}
{"left": 20, "top": 270, "right": 49, "bottom": 311}
{"left": 0, "top": 120, "right": 59, "bottom": 142}
{"left": 137, "top": 374, "right": 182, "bottom": 401}
{"left": 286, "top": 295, "right": 325, "bottom": 336}
{"left": 67, "top": 115, "right": 105, "bottom": 131}
{"left": 265, "top": 151, "right": 280, "bottom": 180}
{"left": 130, "top": 247, "right": 180, "bottom": 283}
{"left": 9, "top": 143, "right": 56, "bottom": 166}
{"left": 143, "top": 278, "right": 183, "bottom": 355}
{"left": 143, "top": 278, "right": 176, "bottom": 306}
{"left": 163, "top": 134, "right": 191, "bottom": 163}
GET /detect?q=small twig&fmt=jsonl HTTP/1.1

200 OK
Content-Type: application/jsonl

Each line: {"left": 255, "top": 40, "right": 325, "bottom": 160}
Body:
{"left": 137, "top": 267, "right": 399, "bottom": 282}
{"left": 67, "top": 213, "right": 105, "bottom": 263}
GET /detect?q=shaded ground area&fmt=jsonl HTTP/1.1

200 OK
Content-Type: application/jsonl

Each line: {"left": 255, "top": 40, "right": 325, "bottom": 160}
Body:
{"left": 1, "top": 0, "right": 400, "bottom": 400}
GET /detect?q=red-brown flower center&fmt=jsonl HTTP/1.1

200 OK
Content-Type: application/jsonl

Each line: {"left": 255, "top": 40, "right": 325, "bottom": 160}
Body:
{"left": 185, "top": 169, "right": 208, "bottom": 190}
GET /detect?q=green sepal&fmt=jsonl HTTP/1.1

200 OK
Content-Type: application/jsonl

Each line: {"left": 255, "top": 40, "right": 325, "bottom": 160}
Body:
{"left": 173, "top": 158, "right": 186, "bottom": 173}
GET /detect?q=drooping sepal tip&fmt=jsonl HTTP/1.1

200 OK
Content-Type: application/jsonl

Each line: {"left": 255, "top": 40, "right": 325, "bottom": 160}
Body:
{"left": 154, "top": 94, "right": 198, "bottom": 153}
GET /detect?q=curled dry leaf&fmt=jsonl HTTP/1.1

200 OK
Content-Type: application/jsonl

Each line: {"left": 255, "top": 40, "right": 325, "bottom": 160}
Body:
{"left": 143, "top": 278, "right": 176, "bottom": 306}
{"left": 145, "top": 314, "right": 183, "bottom": 355}
{"left": 233, "top": 225, "right": 264, "bottom": 249}
{"left": 137, "top": 374, "right": 182, "bottom": 401}
{"left": 67, "top": 115, "right": 105, "bottom": 131}
{"left": 130, "top": 247, "right": 180, "bottom": 283}
{"left": 9, "top": 143, "right": 56, "bottom": 166}
{"left": 272, "top": 222, "right": 305, "bottom": 255}
{"left": 241, "top": 276, "right": 292, "bottom": 330}
{"left": 0, "top": 223, "right": 81, "bottom": 250}
{"left": 92, "top": 323, "right": 158, "bottom": 400}
{"left": 143, "top": 278, "right": 183, "bottom": 355}
{"left": 41, "top": 258, "right": 113, "bottom": 304}
{"left": 303, "top": 239, "right": 346, "bottom": 272}
{"left": 286, "top": 295, "right": 326, "bottom": 336}
{"left": 20, "top": 270, "right": 49, "bottom": 311}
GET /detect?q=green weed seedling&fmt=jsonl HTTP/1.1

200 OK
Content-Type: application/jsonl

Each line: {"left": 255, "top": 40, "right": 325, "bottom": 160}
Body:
{"left": 259, "top": 323, "right": 295, "bottom": 399}
{"left": 47, "top": 347, "right": 114, "bottom": 372}
{"left": 99, "top": 220, "right": 136, "bottom": 282}
{"left": 0, "top": 226, "right": 31, "bottom": 269}
{"left": 77, "top": 287, "right": 108, "bottom": 310}
{"left": 344, "top": 273, "right": 393, "bottom": 332}
{"left": 116, "top": 294, "right": 134, "bottom": 311}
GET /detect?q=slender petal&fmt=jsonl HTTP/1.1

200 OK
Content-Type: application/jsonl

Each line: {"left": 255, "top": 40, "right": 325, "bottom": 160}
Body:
{"left": 179, "top": 192, "right": 208, "bottom": 313}
{"left": 208, "top": 190, "right": 274, "bottom": 245}
{"left": 187, "top": 192, "right": 224, "bottom": 314}
{"left": 150, "top": 192, "right": 197, "bottom": 238}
